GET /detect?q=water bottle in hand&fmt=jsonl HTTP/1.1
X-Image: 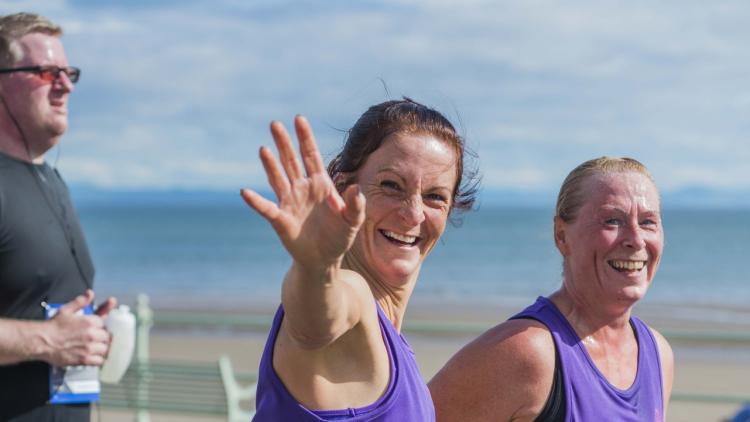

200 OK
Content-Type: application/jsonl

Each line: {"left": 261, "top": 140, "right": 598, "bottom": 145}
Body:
{"left": 100, "top": 305, "right": 136, "bottom": 384}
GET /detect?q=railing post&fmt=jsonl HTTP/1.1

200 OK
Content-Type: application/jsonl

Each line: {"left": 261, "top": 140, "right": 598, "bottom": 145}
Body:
{"left": 135, "top": 294, "right": 153, "bottom": 422}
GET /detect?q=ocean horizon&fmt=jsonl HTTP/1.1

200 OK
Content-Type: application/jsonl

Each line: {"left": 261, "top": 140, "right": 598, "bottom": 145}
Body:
{"left": 74, "top": 189, "right": 750, "bottom": 322}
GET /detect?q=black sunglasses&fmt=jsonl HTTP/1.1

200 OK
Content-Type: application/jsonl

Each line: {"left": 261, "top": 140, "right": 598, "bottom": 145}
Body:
{"left": 0, "top": 65, "right": 80, "bottom": 84}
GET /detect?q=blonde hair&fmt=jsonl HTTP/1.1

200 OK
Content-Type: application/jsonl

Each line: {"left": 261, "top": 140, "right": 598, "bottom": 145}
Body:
{"left": 555, "top": 157, "right": 655, "bottom": 222}
{"left": 0, "top": 13, "right": 62, "bottom": 67}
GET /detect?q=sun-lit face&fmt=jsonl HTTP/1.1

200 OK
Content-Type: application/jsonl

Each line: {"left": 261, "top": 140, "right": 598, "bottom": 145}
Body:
{"left": 346, "top": 132, "right": 457, "bottom": 288}
{"left": 555, "top": 171, "right": 664, "bottom": 308}
{"left": 0, "top": 32, "right": 74, "bottom": 156}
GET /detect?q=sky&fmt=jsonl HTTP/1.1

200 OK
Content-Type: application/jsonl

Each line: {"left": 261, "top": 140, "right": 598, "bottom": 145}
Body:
{"left": 2, "top": 0, "right": 749, "bottom": 196}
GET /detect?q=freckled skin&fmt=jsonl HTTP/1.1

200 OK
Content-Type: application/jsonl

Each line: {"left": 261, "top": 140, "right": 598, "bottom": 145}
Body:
{"left": 343, "top": 133, "right": 457, "bottom": 291}
{"left": 241, "top": 118, "right": 461, "bottom": 411}
{"left": 556, "top": 172, "right": 664, "bottom": 312}
{"left": 429, "top": 170, "right": 674, "bottom": 422}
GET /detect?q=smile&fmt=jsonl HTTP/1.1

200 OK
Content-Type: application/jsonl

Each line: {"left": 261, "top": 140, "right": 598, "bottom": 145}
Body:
{"left": 380, "top": 230, "right": 419, "bottom": 246}
{"left": 608, "top": 260, "right": 646, "bottom": 272}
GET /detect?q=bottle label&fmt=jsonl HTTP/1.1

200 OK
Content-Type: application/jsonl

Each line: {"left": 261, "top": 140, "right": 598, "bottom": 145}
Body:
{"left": 45, "top": 303, "right": 101, "bottom": 404}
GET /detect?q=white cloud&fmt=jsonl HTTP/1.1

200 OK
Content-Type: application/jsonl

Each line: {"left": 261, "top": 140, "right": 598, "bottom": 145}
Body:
{"left": 483, "top": 165, "right": 549, "bottom": 189}
{"left": 4, "top": 1, "right": 748, "bottom": 191}
{"left": 0, "top": 0, "right": 66, "bottom": 13}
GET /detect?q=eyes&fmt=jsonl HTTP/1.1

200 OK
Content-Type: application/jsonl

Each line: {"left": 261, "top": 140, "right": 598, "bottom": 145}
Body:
{"left": 379, "top": 180, "right": 400, "bottom": 190}
{"left": 378, "top": 179, "right": 449, "bottom": 205}
{"left": 425, "top": 192, "right": 449, "bottom": 202}
{"left": 603, "top": 217, "right": 659, "bottom": 228}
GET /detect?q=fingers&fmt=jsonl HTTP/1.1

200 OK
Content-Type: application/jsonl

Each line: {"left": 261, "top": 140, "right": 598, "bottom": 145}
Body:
{"left": 45, "top": 316, "right": 111, "bottom": 367}
{"left": 325, "top": 188, "right": 345, "bottom": 213}
{"left": 95, "top": 297, "right": 117, "bottom": 317}
{"left": 341, "top": 184, "right": 366, "bottom": 228}
{"left": 270, "top": 121, "right": 303, "bottom": 182}
{"left": 240, "top": 188, "right": 281, "bottom": 222}
{"left": 74, "top": 318, "right": 110, "bottom": 366}
{"left": 294, "top": 115, "right": 325, "bottom": 175}
{"left": 105, "top": 330, "right": 113, "bottom": 358}
{"left": 76, "top": 315, "right": 107, "bottom": 337}
{"left": 59, "top": 289, "right": 94, "bottom": 314}
{"left": 84, "top": 355, "right": 106, "bottom": 367}
{"left": 260, "top": 146, "right": 290, "bottom": 200}
{"left": 81, "top": 340, "right": 110, "bottom": 366}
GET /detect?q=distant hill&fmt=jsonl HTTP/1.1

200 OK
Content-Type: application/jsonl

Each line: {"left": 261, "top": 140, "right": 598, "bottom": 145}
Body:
{"left": 469, "top": 187, "right": 750, "bottom": 210}
{"left": 69, "top": 184, "right": 750, "bottom": 210}
{"left": 480, "top": 187, "right": 750, "bottom": 209}
{"left": 661, "top": 187, "right": 750, "bottom": 209}
{"left": 69, "top": 185, "right": 248, "bottom": 207}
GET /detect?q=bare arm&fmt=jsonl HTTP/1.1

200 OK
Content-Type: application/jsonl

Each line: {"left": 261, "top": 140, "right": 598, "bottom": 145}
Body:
{"left": 241, "top": 116, "right": 368, "bottom": 350}
{"left": 429, "top": 319, "right": 556, "bottom": 422}
{"left": 650, "top": 327, "right": 674, "bottom": 420}
{"left": 0, "top": 318, "right": 52, "bottom": 365}
{"left": 0, "top": 290, "right": 115, "bottom": 367}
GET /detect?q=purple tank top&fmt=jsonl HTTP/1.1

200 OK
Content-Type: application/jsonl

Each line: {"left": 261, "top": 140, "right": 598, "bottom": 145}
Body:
{"left": 253, "top": 303, "right": 435, "bottom": 421}
{"left": 512, "top": 297, "right": 664, "bottom": 422}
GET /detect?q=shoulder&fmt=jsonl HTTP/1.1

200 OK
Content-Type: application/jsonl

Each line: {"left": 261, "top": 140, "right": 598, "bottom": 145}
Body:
{"left": 642, "top": 323, "right": 674, "bottom": 369}
{"left": 647, "top": 325, "right": 674, "bottom": 380}
{"left": 339, "top": 268, "right": 375, "bottom": 297}
{"left": 465, "top": 318, "right": 556, "bottom": 370}
{"left": 338, "top": 268, "right": 378, "bottom": 319}
{"left": 645, "top": 325, "right": 674, "bottom": 414}
{"left": 429, "top": 318, "right": 556, "bottom": 421}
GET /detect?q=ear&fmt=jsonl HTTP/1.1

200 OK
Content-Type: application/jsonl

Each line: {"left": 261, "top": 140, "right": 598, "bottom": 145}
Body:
{"left": 332, "top": 172, "right": 353, "bottom": 194}
{"left": 553, "top": 216, "right": 571, "bottom": 256}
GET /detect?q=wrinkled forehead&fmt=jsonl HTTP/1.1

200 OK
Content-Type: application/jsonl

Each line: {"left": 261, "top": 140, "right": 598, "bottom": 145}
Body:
{"left": 584, "top": 171, "right": 660, "bottom": 210}
{"left": 391, "top": 129, "right": 455, "bottom": 156}
{"left": 361, "top": 132, "right": 458, "bottom": 185}
{"left": 386, "top": 133, "right": 457, "bottom": 169}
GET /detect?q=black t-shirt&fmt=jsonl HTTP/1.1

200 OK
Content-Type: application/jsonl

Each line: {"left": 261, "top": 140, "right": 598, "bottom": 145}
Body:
{"left": 0, "top": 151, "right": 95, "bottom": 420}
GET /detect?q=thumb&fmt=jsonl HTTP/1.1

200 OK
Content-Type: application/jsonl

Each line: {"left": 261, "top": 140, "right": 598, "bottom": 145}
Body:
{"left": 341, "top": 184, "right": 365, "bottom": 229}
{"left": 324, "top": 182, "right": 346, "bottom": 213}
{"left": 95, "top": 297, "right": 118, "bottom": 317}
{"left": 59, "top": 289, "right": 94, "bottom": 314}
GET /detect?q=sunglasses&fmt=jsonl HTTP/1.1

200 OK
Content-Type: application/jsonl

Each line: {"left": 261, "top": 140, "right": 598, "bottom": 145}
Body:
{"left": 0, "top": 65, "right": 80, "bottom": 84}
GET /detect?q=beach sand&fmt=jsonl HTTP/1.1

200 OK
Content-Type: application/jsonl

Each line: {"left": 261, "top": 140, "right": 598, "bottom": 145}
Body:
{"left": 96, "top": 301, "right": 750, "bottom": 422}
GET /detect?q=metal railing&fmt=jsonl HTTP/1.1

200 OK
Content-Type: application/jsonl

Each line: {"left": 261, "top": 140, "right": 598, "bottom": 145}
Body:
{"left": 136, "top": 295, "right": 750, "bottom": 407}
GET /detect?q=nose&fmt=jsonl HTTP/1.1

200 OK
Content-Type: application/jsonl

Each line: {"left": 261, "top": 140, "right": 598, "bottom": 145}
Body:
{"left": 54, "top": 71, "right": 74, "bottom": 93}
{"left": 398, "top": 195, "right": 425, "bottom": 226}
{"left": 623, "top": 223, "right": 646, "bottom": 250}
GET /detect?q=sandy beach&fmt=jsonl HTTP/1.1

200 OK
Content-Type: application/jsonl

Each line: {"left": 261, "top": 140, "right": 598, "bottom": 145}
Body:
{"left": 96, "top": 301, "right": 750, "bottom": 422}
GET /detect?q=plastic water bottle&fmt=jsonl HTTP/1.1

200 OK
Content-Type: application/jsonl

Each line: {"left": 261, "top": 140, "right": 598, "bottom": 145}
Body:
{"left": 100, "top": 305, "right": 136, "bottom": 384}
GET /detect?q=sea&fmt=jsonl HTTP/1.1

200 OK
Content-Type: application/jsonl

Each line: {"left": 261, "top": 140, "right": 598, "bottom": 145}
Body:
{"left": 74, "top": 192, "right": 749, "bottom": 320}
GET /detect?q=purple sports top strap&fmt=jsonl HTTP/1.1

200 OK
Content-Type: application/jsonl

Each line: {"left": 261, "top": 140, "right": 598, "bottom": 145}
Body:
{"left": 511, "top": 297, "right": 664, "bottom": 422}
{"left": 253, "top": 303, "right": 435, "bottom": 421}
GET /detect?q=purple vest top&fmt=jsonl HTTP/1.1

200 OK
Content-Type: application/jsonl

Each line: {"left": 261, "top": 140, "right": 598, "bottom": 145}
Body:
{"left": 253, "top": 303, "right": 435, "bottom": 421}
{"left": 512, "top": 297, "right": 664, "bottom": 422}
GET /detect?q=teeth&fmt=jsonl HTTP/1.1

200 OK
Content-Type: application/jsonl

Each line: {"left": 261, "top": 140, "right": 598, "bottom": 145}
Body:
{"left": 610, "top": 260, "right": 646, "bottom": 271}
{"left": 382, "top": 230, "right": 417, "bottom": 244}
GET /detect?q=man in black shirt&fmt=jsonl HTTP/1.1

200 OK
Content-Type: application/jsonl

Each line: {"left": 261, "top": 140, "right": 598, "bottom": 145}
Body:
{"left": 0, "top": 12, "right": 117, "bottom": 421}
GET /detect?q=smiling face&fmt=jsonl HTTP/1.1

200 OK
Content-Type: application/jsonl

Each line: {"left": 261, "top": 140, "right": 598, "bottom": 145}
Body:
{"left": 0, "top": 32, "right": 74, "bottom": 157}
{"left": 554, "top": 171, "right": 664, "bottom": 308}
{"left": 345, "top": 132, "right": 457, "bottom": 288}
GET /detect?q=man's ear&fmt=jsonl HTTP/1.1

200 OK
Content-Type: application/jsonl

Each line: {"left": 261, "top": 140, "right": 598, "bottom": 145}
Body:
{"left": 553, "top": 216, "right": 571, "bottom": 256}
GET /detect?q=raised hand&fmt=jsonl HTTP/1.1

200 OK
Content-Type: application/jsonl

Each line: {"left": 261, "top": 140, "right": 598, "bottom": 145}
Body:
{"left": 42, "top": 289, "right": 112, "bottom": 367}
{"left": 241, "top": 116, "right": 365, "bottom": 271}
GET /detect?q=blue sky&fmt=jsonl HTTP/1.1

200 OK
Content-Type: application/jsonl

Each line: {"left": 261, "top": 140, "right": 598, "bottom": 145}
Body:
{"left": 3, "top": 1, "right": 749, "bottom": 194}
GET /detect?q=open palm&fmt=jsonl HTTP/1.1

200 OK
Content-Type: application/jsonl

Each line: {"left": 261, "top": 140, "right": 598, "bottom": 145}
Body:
{"left": 241, "top": 116, "right": 365, "bottom": 270}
